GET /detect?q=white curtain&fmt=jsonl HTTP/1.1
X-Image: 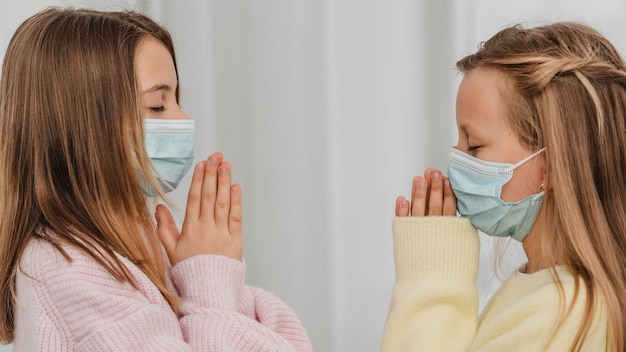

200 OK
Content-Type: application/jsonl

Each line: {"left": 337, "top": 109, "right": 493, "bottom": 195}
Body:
{"left": 2, "top": 1, "right": 626, "bottom": 351}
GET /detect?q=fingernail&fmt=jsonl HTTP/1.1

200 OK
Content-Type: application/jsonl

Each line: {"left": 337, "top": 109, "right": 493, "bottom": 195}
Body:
{"left": 232, "top": 187, "right": 240, "bottom": 196}
{"left": 209, "top": 156, "right": 217, "bottom": 165}
{"left": 444, "top": 179, "right": 450, "bottom": 188}
{"left": 432, "top": 172, "right": 440, "bottom": 181}
{"left": 401, "top": 200, "right": 408, "bottom": 208}
{"left": 418, "top": 181, "right": 426, "bottom": 190}
{"left": 196, "top": 162, "right": 205, "bottom": 172}
{"left": 219, "top": 167, "right": 228, "bottom": 176}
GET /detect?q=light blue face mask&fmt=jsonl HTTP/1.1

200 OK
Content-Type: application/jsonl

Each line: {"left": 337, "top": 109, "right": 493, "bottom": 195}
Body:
{"left": 142, "top": 118, "right": 195, "bottom": 197}
{"left": 447, "top": 147, "right": 545, "bottom": 242}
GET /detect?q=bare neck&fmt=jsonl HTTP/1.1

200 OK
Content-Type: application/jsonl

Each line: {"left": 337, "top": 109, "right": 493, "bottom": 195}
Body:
{"left": 521, "top": 208, "right": 560, "bottom": 274}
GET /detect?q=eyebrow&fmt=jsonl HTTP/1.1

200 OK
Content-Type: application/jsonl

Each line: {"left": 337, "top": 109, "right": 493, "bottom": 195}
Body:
{"left": 457, "top": 116, "right": 478, "bottom": 134}
{"left": 457, "top": 119, "right": 470, "bottom": 133}
{"left": 141, "top": 84, "right": 172, "bottom": 94}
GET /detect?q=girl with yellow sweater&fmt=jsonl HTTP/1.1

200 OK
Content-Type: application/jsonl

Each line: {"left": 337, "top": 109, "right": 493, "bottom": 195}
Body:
{"left": 383, "top": 22, "right": 625, "bottom": 351}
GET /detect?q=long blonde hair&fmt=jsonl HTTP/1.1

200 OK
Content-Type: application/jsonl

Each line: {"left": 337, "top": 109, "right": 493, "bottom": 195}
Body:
{"left": 458, "top": 22, "right": 626, "bottom": 351}
{"left": 0, "top": 8, "right": 181, "bottom": 342}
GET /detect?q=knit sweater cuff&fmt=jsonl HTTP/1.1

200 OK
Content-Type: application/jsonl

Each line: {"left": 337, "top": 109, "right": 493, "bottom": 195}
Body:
{"left": 392, "top": 216, "right": 479, "bottom": 285}
{"left": 171, "top": 255, "right": 245, "bottom": 311}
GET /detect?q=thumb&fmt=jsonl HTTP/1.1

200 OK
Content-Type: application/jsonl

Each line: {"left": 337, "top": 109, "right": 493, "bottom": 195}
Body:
{"left": 155, "top": 204, "right": 180, "bottom": 263}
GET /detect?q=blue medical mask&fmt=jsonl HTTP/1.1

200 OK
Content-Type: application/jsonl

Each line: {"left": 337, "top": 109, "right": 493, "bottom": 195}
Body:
{"left": 142, "top": 118, "right": 195, "bottom": 197}
{"left": 447, "top": 147, "right": 545, "bottom": 242}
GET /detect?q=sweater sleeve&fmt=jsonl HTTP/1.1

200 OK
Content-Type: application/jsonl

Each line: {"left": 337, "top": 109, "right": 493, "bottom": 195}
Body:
{"left": 381, "top": 216, "right": 480, "bottom": 352}
{"left": 18, "top": 240, "right": 192, "bottom": 351}
{"left": 18, "top": 240, "right": 311, "bottom": 351}
{"left": 171, "top": 255, "right": 312, "bottom": 352}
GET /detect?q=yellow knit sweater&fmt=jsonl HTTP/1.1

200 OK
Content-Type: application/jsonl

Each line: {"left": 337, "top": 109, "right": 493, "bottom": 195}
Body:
{"left": 381, "top": 216, "right": 608, "bottom": 351}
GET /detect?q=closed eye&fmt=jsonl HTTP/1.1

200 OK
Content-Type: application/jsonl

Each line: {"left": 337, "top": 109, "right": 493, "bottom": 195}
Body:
{"left": 150, "top": 106, "right": 166, "bottom": 112}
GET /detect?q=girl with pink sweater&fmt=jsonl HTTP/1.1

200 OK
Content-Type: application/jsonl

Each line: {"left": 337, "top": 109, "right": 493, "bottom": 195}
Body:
{"left": 0, "top": 8, "right": 312, "bottom": 351}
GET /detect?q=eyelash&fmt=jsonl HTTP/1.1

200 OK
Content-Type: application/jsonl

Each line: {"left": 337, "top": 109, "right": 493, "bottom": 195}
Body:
{"left": 467, "top": 146, "right": 480, "bottom": 152}
{"left": 150, "top": 106, "right": 166, "bottom": 112}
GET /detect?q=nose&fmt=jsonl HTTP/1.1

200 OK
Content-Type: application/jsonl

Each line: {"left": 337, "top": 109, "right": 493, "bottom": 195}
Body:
{"left": 171, "top": 105, "right": 190, "bottom": 120}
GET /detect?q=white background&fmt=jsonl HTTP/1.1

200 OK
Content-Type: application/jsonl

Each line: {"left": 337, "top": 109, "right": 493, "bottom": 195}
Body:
{"left": 1, "top": 1, "right": 625, "bottom": 351}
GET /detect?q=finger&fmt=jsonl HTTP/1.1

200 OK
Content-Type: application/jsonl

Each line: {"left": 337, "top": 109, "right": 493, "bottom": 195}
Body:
{"left": 423, "top": 168, "right": 434, "bottom": 212}
{"left": 229, "top": 184, "right": 243, "bottom": 235}
{"left": 411, "top": 176, "right": 427, "bottom": 216}
{"left": 427, "top": 169, "right": 444, "bottom": 215}
{"left": 215, "top": 161, "right": 232, "bottom": 227}
{"left": 184, "top": 161, "right": 206, "bottom": 223}
{"left": 155, "top": 204, "right": 180, "bottom": 264}
{"left": 199, "top": 152, "right": 223, "bottom": 221}
{"left": 396, "top": 196, "right": 409, "bottom": 217}
{"left": 442, "top": 176, "right": 457, "bottom": 216}
{"left": 410, "top": 176, "right": 417, "bottom": 208}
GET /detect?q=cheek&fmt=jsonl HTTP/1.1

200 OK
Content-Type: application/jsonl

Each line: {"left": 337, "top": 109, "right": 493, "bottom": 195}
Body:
{"left": 500, "top": 163, "right": 543, "bottom": 202}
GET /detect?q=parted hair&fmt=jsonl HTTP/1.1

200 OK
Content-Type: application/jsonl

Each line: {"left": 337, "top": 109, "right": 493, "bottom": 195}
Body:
{"left": 458, "top": 22, "right": 626, "bottom": 351}
{"left": 0, "top": 8, "right": 181, "bottom": 342}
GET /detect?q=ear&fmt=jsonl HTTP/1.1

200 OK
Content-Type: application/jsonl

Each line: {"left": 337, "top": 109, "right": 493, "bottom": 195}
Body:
{"left": 540, "top": 157, "right": 550, "bottom": 192}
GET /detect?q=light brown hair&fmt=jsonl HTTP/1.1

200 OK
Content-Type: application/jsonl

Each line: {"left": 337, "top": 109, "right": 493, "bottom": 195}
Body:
{"left": 457, "top": 22, "right": 626, "bottom": 351}
{"left": 0, "top": 8, "right": 181, "bottom": 342}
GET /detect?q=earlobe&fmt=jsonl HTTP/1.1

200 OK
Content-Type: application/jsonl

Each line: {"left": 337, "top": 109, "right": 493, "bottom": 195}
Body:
{"left": 541, "top": 168, "right": 551, "bottom": 192}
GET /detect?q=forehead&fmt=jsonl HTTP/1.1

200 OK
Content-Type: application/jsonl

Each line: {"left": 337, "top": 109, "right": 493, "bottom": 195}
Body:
{"left": 456, "top": 68, "right": 511, "bottom": 131}
{"left": 134, "top": 37, "right": 177, "bottom": 91}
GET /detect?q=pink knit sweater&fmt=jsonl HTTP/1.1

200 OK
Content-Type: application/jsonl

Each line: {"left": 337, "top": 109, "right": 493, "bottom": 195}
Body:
{"left": 13, "top": 238, "right": 312, "bottom": 351}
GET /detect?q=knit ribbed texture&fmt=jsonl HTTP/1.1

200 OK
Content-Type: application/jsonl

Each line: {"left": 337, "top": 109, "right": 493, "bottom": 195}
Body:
{"left": 13, "top": 238, "right": 312, "bottom": 351}
{"left": 172, "top": 255, "right": 245, "bottom": 312}
{"left": 392, "top": 216, "right": 479, "bottom": 283}
{"left": 383, "top": 216, "right": 480, "bottom": 352}
{"left": 382, "top": 216, "right": 608, "bottom": 351}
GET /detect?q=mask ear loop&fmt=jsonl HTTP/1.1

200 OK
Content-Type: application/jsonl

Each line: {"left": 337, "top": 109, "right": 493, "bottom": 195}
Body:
{"left": 505, "top": 148, "right": 546, "bottom": 172}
